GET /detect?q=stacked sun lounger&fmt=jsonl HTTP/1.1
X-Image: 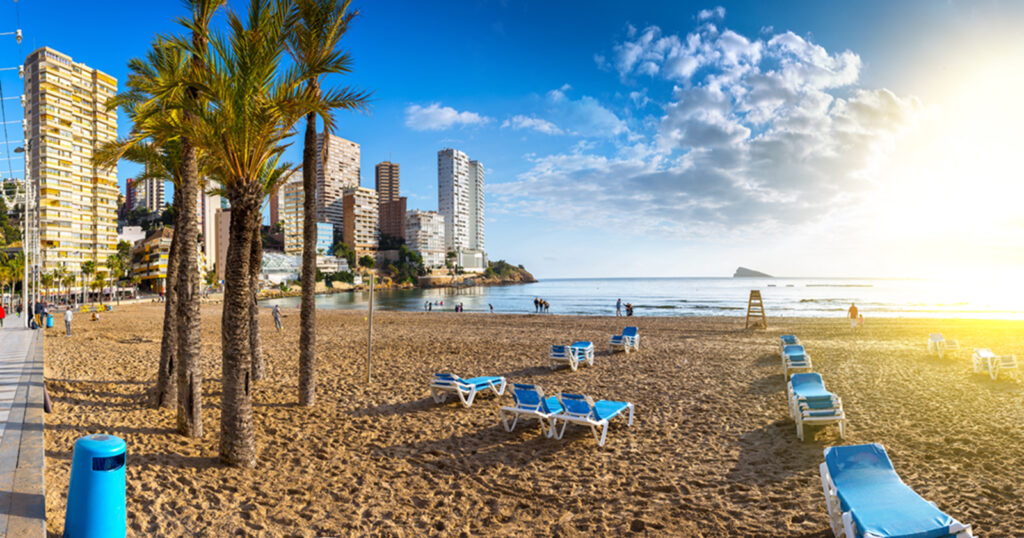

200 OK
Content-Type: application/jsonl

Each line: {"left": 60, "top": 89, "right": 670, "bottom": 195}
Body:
{"left": 787, "top": 373, "right": 845, "bottom": 441}
{"left": 781, "top": 344, "right": 813, "bottom": 376}
{"left": 928, "top": 333, "right": 961, "bottom": 359}
{"left": 609, "top": 326, "right": 639, "bottom": 353}
{"left": 972, "top": 348, "right": 1018, "bottom": 380}
{"left": 820, "top": 443, "right": 973, "bottom": 538}
{"left": 429, "top": 373, "right": 506, "bottom": 408}
{"left": 550, "top": 341, "right": 594, "bottom": 371}
{"left": 779, "top": 334, "right": 799, "bottom": 353}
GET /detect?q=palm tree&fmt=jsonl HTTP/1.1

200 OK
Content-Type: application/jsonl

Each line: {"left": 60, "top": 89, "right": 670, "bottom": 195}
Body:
{"left": 53, "top": 265, "right": 67, "bottom": 305}
{"left": 182, "top": 0, "right": 313, "bottom": 466}
{"left": 106, "top": 254, "right": 124, "bottom": 304}
{"left": 0, "top": 263, "right": 11, "bottom": 311}
{"left": 286, "top": 0, "right": 370, "bottom": 406}
{"left": 81, "top": 261, "right": 96, "bottom": 304}
{"left": 61, "top": 273, "right": 75, "bottom": 306}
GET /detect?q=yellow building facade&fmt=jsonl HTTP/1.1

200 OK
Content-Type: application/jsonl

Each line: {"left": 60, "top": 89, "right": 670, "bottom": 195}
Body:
{"left": 23, "top": 47, "right": 118, "bottom": 276}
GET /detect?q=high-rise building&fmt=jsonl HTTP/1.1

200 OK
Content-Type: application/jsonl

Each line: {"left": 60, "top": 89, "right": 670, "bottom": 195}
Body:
{"left": 375, "top": 161, "right": 400, "bottom": 203}
{"left": 124, "top": 179, "right": 137, "bottom": 213}
{"left": 199, "top": 187, "right": 222, "bottom": 272}
{"left": 437, "top": 148, "right": 485, "bottom": 252}
{"left": 315, "top": 133, "right": 360, "bottom": 232}
{"left": 23, "top": 47, "right": 118, "bottom": 275}
{"left": 379, "top": 197, "right": 407, "bottom": 241}
{"left": 405, "top": 210, "right": 445, "bottom": 268}
{"left": 132, "top": 176, "right": 164, "bottom": 213}
{"left": 281, "top": 172, "right": 335, "bottom": 256}
{"left": 342, "top": 186, "right": 378, "bottom": 253}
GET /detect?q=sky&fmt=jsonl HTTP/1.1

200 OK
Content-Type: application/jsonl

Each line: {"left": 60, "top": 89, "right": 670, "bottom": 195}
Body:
{"left": 2, "top": 0, "right": 1024, "bottom": 279}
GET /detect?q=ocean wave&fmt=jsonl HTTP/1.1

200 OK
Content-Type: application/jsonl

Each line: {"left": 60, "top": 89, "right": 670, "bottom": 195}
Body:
{"left": 805, "top": 284, "right": 873, "bottom": 288}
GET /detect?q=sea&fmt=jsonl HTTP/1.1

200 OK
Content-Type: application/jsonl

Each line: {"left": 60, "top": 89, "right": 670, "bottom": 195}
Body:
{"left": 259, "top": 277, "right": 1024, "bottom": 320}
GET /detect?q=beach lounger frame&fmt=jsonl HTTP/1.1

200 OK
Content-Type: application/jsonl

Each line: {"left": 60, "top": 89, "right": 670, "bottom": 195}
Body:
{"left": 609, "top": 327, "right": 639, "bottom": 353}
{"left": 819, "top": 444, "right": 973, "bottom": 538}
{"left": 550, "top": 343, "right": 594, "bottom": 371}
{"left": 780, "top": 344, "right": 813, "bottom": 376}
{"left": 498, "top": 383, "right": 563, "bottom": 437}
{"left": 430, "top": 373, "right": 507, "bottom": 408}
{"left": 786, "top": 374, "right": 845, "bottom": 441}
{"left": 972, "top": 348, "right": 1018, "bottom": 380}
{"left": 929, "top": 334, "right": 961, "bottom": 359}
{"left": 551, "top": 393, "right": 634, "bottom": 447}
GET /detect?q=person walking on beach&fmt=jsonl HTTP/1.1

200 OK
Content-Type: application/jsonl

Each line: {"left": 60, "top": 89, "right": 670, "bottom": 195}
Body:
{"left": 848, "top": 303, "right": 859, "bottom": 329}
{"left": 616, "top": 298, "right": 622, "bottom": 316}
{"left": 272, "top": 305, "right": 282, "bottom": 331}
{"left": 64, "top": 307, "right": 73, "bottom": 337}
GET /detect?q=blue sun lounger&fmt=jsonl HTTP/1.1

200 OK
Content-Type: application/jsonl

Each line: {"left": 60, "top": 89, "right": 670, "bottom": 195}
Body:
{"left": 787, "top": 373, "right": 845, "bottom": 441}
{"left": 780, "top": 334, "right": 800, "bottom": 352}
{"left": 550, "top": 342, "right": 594, "bottom": 371}
{"left": 609, "top": 326, "right": 639, "bottom": 353}
{"left": 498, "top": 383, "right": 564, "bottom": 437}
{"left": 820, "top": 444, "right": 972, "bottom": 538}
{"left": 781, "top": 344, "right": 813, "bottom": 376}
{"left": 429, "top": 373, "right": 507, "bottom": 408}
{"left": 552, "top": 393, "right": 634, "bottom": 447}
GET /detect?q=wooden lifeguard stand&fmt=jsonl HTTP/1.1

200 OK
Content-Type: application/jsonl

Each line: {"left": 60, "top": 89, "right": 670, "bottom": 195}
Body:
{"left": 745, "top": 290, "right": 767, "bottom": 329}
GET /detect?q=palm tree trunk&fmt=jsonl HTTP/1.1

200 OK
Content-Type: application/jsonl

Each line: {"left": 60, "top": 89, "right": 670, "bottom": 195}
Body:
{"left": 155, "top": 188, "right": 182, "bottom": 408}
{"left": 175, "top": 142, "right": 203, "bottom": 437}
{"left": 249, "top": 223, "right": 264, "bottom": 381}
{"left": 298, "top": 109, "right": 317, "bottom": 406}
{"left": 220, "top": 193, "right": 258, "bottom": 468}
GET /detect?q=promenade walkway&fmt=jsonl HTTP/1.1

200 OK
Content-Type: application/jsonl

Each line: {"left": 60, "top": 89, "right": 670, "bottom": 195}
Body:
{"left": 0, "top": 326, "right": 46, "bottom": 537}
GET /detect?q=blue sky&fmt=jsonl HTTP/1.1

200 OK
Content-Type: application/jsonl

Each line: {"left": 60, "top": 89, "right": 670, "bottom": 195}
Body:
{"left": 3, "top": 1, "right": 1024, "bottom": 279}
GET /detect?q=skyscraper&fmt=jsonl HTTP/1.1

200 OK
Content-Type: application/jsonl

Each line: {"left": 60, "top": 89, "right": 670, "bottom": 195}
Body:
{"left": 132, "top": 176, "right": 164, "bottom": 213}
{"left": 437, "top": 148, "right": 484, "bottom": 252}
{"left": 124, "top": 178, "right": 137, "bottom": 213}
{"left": 342, "top": 186, "right": 379, "bottom": 253}
{"left": 23, "top": 47, "right": 118, "bottom": 275}
{"left": 405, "top": 210, "right": 445, "bottom": 268}
{"left": 315, "top": 132, "right": 360, "bottom": 232}
{"left": 374, "top": 161, "right": 400, "bottom": 203}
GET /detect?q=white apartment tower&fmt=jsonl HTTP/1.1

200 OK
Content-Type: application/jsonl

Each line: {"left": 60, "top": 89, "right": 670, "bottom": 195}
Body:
{"left": 315, "top": 132, "right": 360, "bottom": 232}
{"left": 437, "top": 148, "right": 484, "bottom": 252}
{"left": 405, "top": 210, "right": 445, "bottom": 268}
{"left": 131, "top": 177, "right": 164, "bottom": 213}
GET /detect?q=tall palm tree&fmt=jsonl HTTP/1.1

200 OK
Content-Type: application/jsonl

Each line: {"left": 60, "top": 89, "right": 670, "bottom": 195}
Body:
{"left": 181, "top": 0, "right": 315, "bottom": 466}
{"left": 286, "top": 0, "right": 370, "bottom": 406}
{"left": 249, "top": 159, "right": 295, "bottom": 381}
{"left": 81, "top": 261, "right": 96, "bottom": 304}
{"left": 61, "top": 273, "right": 75, "bottom": 306}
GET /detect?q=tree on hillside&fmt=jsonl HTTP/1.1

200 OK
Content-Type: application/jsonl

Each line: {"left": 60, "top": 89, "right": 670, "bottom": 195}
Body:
{"left": 286, "top": 0, "right": 371, "bottom": 407}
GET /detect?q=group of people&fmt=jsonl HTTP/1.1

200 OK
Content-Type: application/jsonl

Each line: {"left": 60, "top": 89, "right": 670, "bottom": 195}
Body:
{"left": 615, "top": 298, "right": 634, "bottom": 317}
{"left": 533, "top": 297, "right": 550, "bottom": 313}
{"left": 423, "top": 300, "right": 446, "bottom": 312}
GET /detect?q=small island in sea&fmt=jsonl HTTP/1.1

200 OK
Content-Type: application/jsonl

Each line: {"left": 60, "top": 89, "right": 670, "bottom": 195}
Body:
{"left": 733, "top": 266, "right": 773, "bottom": 278}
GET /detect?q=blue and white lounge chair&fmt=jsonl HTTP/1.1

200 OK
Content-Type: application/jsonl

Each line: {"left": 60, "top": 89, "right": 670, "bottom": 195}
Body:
{"left": 820, "top": 443, "right": 973, "bottom": 538}
{"left": 550, "top": 342, "right": 594, "bottom": 371}
{"left": 429, "top": 373, "right": 507, "bottom": 408}
{"left": 498, "top": 383, "right": 564, "bottom": 437}
{"left": 610, "top": 326, "right": 640, "bottom": 353}
{"left": 552, "top": 393, "right": 634, "bottom": 447}
{"left": 928, "top": 334, "right": 960, "bottom": 359}
{"left": 972, "top": 348, "right": 1017, "bottom": 380}
{"left": 781, "top": 344, "right": 813, "bottom": 376}
{"left": 787, "top": 373, "right": 845, "bottom": 441}
{"left": 780, "top": 334, "right": 800, "bottom": 353}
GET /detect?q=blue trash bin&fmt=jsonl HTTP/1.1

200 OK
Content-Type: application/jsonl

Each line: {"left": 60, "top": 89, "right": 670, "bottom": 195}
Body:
{"left": 46, "top": 313, "right": 53, "bottom": 328}
{"left": 64, "top": 434, "right": 126, "bottom": 538}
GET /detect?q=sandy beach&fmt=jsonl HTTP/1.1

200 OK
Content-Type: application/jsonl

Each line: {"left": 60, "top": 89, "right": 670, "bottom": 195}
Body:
{"left": 41, "top": 302, "right": 1024, "bottom": 536}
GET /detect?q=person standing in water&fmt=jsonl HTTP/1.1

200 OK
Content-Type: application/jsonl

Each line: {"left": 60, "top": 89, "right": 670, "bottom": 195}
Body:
{"left": 616, "top": 298, "right": 622, "bottom": 317}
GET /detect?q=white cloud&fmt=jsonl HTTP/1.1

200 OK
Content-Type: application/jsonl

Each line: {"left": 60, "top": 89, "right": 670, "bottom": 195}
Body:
{"left": 404, "top": 103, "right": 491, "bottom": 131}
{"left": 697, "top": 6, "right": 726, "bottom": 21}
{"left": 502, "top": 115, "right": 564, "bottom": 135}
{"left": 491, "top": 12, "right": 922, "bottom": 238}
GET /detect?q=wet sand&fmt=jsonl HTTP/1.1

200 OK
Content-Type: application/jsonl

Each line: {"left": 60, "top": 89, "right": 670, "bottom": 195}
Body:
{"left": 42, "top": 303, "right": 1024, "bottom": 535}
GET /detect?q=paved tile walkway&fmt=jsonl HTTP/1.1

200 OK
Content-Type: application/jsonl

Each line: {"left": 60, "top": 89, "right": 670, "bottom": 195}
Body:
{"left": 0, "top": 326, "right": 46, "bottom": 537}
